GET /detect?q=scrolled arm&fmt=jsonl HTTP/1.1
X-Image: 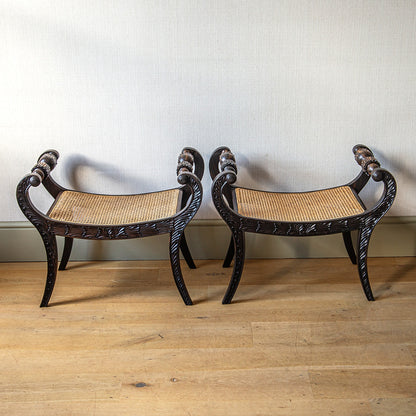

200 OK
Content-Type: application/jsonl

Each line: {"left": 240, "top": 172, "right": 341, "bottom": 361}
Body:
{"left": 209, "top": 146, "right": 237, "bottom": 184}
{"left": 352, "top": 144, "right": 396, "bottom": 216}
{"left": 176, "top": 147, "right": 205, "bottom": 185}
{"left": 177, "top": 149, "right": 194, "bottom": 184}
{"left": 17, "top": 150, "right": 60, "bottom": 225}
{"left": 352, "top": 144, "right": 384, "bottom": 181}
{"left": 175, "top": 148, "right": 203, "bottom": 219}
{"left": 28, "top": 150, "right": 60, "bottom": 187}
{"left": 182, "top": 147, "right": 204, "bottom": 181}
{"left": 210, "top": 147, "right": 239, "bottom": 220}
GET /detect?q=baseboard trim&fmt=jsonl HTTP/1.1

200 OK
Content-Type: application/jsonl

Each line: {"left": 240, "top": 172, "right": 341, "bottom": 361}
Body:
{"left": 1, "top": 217, "right": 415, "bottom": 262}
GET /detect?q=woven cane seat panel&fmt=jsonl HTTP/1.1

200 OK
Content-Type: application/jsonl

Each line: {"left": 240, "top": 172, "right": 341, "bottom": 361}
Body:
{"left": 48, "top": 189, "right": 180, "bottom": 225}
{"left": 235, "top": 186, "right": 365, "bottom": 222}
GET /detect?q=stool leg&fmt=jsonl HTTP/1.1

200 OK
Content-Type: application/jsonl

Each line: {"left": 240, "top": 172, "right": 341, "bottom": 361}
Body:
{"left": 39, "top": 231, "right": 58, "bottom": 307}
{"left": 222, "top": 230, "right": 245, "bottom": 304}
{"left": 180, "top": 233, "right": 196, "bottom": 269}
{"left": 357, "top": 226, "right": 375, "bottom": 301}
{"left": 59, "top": 237, "right": 73, "bottom": 271}
{"left": 342, "top": 231, "right": 357, "bottom": 265}
{"left": 170, "top": 230, "right": 193, "bottom": 305}
{"left": 223, "top": 236, "right": 235, "bottom": 268}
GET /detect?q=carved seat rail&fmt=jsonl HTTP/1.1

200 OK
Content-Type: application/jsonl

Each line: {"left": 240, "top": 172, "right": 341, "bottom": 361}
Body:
{"left": 210, "top": 145, "right": 396, "bottom": 304}
{"left": 17, "top": 148, "right": 204, "bottom": 307}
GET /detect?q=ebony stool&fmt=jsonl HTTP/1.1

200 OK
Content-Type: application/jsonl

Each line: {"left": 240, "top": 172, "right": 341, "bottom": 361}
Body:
{"left": 17, "top": 148, "right": 203, "bottom": 306}
{"left": 210, "top": 145, "right": 396, "bottom": 303}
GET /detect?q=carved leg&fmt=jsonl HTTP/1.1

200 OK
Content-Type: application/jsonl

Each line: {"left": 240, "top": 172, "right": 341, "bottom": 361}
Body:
{"left": 39, "top": 231, "right": 58, "bottom": 307}
{"left": 223, "top": 236, "right": 235, "bottom": 268}
{"left": 342, "top": 231, "right": 357, "bottom": 265}
{"left": 59, "top": 237, "right": 73, "bottom": 271}
{"left": 170, "top": 230, "right": 193, "bottom": 305}
{"left": 180, "top": 233, "right": 196, "bottom": 269}
{"left": 357, "top": 226, "right": 375, "bottom": 301}
{"left": 222, "top": 230, "right": 245, "bottom": 304}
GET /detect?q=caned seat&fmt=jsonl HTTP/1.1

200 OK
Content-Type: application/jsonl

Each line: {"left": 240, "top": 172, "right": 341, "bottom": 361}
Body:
{"left": 17, "top": 148, "right": 204, "bottom": 307}
{"left": 48, "top": 189, "right": 181, "bottom": 225}
{"left": 210, "top": 145, "right": 396, "bottom": 304}
{"left": 234, "top": 186, "right": 365, "bottom": 222}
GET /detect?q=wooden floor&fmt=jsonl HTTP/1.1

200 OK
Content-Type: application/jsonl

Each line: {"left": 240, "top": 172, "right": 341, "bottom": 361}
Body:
{"left": 0, "top": 257, "right": 415, "bottom": 415}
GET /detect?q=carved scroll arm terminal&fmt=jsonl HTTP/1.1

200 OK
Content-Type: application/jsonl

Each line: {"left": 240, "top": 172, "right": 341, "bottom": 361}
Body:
{"left": 352, "top": 144, "right": 397, "bottom": 215}
{"left": 27, "top": 150, "right": 60, "bottom": 187}
{"left": 176, "top": 148, "right": 204, "bottom": 213}
{"left": 16, "top": 150, "right": 61, "bottom": 218}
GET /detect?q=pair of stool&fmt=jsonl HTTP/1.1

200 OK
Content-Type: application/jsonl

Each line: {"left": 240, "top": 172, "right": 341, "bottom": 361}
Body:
{"left": 16, "top": 145, "right": 396, "bottom": 307}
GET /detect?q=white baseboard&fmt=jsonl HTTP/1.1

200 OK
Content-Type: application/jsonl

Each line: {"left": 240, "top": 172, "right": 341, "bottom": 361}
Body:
{"left": 1, "top": 217, "right": 415, "bottom": 262}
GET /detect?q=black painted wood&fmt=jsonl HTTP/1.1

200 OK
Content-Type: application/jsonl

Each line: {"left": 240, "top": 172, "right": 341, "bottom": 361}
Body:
{"left": 59, "top": 237, "right": 73, "bottom": 271}
{"left": 16, "top": 149, "right": 203, "bottom": 307}
{"left": 180, "top": 234, "right": 197, "bottom": 269}
{"left": 210, "top": 145, "right": 397, "bottom": 303}
{"left": 222, "top": 236, "right": 235, "bottom": 268}
{"left": 342, "top": 231, "right": 357, "bottom": 265}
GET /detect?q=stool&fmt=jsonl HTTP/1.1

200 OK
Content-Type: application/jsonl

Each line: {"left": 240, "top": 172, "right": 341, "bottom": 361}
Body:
{"left": 17, "top": 148, "right": 203, "bottom": 307}
{"left": 210, "top": 145, "right": 396, "bottom": 304}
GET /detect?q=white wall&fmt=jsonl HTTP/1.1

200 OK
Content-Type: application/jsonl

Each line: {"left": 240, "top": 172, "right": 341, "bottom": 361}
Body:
{"left": 2, "top": 0, "right": 416, "bottom": 221}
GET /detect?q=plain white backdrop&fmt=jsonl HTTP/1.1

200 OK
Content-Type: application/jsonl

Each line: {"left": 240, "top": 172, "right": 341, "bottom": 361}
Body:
{"left": 2, "top": 0, "right": 415, "bottom": 220}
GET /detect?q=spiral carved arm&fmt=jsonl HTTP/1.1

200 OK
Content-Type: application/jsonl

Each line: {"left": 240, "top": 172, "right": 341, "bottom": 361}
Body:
{"left": 210, "top": 147, "right": 240, "bottom": 223}
{"left": 353, "top": 144, "right": 385, "bottom": 181}
{"left": 352, "top": 144, "right": 397, "bottom": 216}
{"left": 26, "top": 150, "right": 60, "bottom": 187}
{"left": 209, "top": 146, "right": 237, "bottom": 184}
{"left": 177, "top": 147, "right": 204, "bottom": 184}
{"left": 16, "top": 150, "right": 60, "bottom": 226}
{"left": 176, "top": 148, "right": 204, "bottom": 216}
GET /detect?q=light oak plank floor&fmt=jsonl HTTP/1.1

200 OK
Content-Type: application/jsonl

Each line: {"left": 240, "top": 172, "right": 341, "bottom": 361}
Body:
{"left": 0, "top": 257, "right": 415, "bottom": 415}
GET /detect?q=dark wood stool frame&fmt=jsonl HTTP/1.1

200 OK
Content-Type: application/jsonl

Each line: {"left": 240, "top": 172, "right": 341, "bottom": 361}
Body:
{"left": 17, "top": 148, "right": 204, "bottom": 307}
{"left": 210, "top": 145, "right": 397, "bottom": 304}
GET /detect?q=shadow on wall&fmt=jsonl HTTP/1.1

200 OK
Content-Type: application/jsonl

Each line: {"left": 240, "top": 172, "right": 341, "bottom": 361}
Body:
{"left": 56, "top": 147, "right": 414, "bottom": 262}
{"left": 235, "top": 153, "right": 277, "bottom": 190}
{"left": 237, "top": 153, "right": 331, "bottom": 193}
{"left": 220, "top": 145, "right": 412, "bottom": 261}
{"left": 62, "top": 154, "right": 160, "bottom": 194}
{"left": 58, "top": 154, "right": 161, "bottom": 261}
{"left": 375, "top": 147, "right": 416, "bottom": 215}
{"left": 377, "top": 147, "right": 416, "bottom": 256}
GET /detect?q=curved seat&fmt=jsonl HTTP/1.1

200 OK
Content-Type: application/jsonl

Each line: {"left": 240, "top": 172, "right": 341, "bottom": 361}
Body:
{"left": 17, "top": 148, "right": 204, "bottom": 307}
{"left": 48, "top": 189, "right": 181, "bottom": 225}
{"left": 234, "top": 186, "right": 365, "bottom": 222}
{"left": 210, "top": 145, "right": 396, "bottom": 304}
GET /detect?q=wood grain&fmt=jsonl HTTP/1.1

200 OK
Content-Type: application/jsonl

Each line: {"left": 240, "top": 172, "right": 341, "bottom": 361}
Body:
{"left": 0, "top": 258, "right": 415, "bottom": 415}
